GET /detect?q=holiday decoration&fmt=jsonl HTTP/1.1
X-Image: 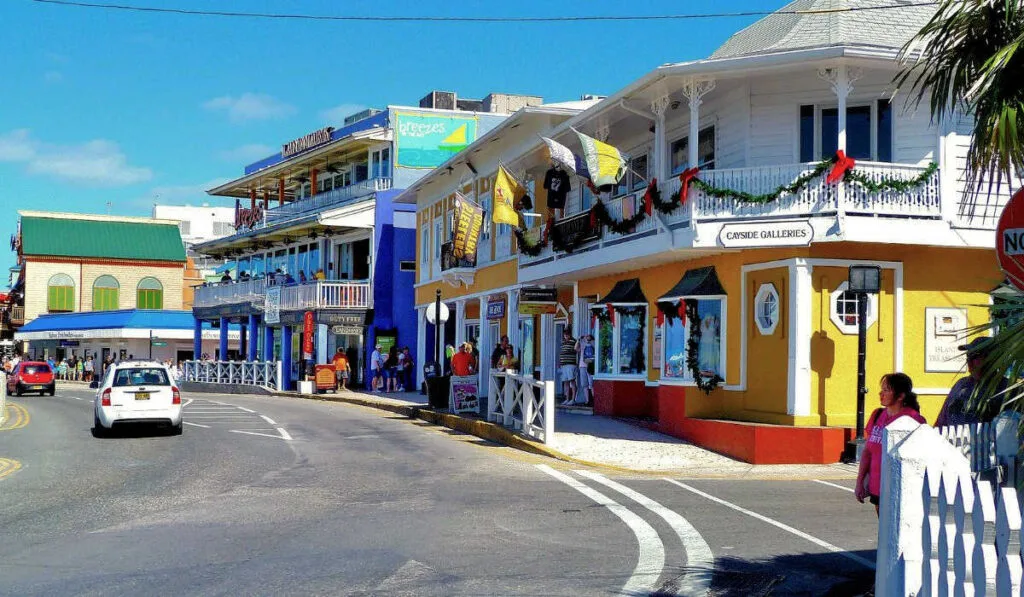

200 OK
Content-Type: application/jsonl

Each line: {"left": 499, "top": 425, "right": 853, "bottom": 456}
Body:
{"left": 678, "top": 167, "right": 700, "bottom": 205}
{"left": 827, "top": 150, "right": 856, "bottom": 184}
{"left": 685, "top": 299, "right": 723, "bottom": 394}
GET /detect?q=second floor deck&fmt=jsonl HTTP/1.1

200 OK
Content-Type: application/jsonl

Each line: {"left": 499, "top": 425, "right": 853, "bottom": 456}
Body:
{"left": 193, "top": 279, "right": 372, "bottom": 312}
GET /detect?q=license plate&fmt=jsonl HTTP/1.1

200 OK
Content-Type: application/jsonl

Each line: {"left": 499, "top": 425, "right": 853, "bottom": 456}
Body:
{"left": 135, "top": 392, "right": 150, "bottom": 401}
{"left": 32, "top": 385, "right": 44, "bottom": 390}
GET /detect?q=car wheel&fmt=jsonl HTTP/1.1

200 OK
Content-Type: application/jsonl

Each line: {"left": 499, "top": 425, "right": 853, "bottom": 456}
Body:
{"left": 92, "top": 414, "right": 106, "bottom": 438}
{"left": 14, "top": 384, "right": 22, "bottom": 397}
{"left": 171, "top": 422, "right": 183, "bottom": 436}
{"left": 48, "top": 388, "right": 55, "bottom": 396}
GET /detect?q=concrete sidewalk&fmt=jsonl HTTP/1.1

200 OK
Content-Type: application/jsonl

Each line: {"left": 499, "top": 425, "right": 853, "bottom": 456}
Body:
{"left": 277, "top": 386, "right": 859, "bottom": 480}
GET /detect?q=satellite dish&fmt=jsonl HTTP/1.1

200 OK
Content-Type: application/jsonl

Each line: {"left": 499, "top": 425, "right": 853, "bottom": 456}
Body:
{"left": 425, "top": 302, "right": 450, "bottom": 325}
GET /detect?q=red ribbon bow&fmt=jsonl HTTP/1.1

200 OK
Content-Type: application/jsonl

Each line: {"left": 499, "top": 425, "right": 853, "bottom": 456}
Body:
{"left": 643, "top": 178, "right": 658, "bottom": 216}
{"left": 677, "top": 300, "right": 687, "bottom": 320}
{"left": 606, "top": 303, "right": 615, "bottom": 325}
{"left": 679, "top": 168, "right": 699, "bottom": 205}
{"left": 827, "top": 150, "right": 855, "bottom": 184}
{"left": 589, "top": 206, "right": 598, "bottom": 229}
{"left": 544, "top": 217, "right": 554, "bottom": 243}
{"left": 656, "top": 309, "right": 665, "bottom": 327}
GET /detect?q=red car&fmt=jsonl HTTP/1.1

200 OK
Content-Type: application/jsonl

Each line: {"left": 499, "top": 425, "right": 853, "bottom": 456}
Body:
{"left": 7, "top": 361, "right": 56, "bottom": 396}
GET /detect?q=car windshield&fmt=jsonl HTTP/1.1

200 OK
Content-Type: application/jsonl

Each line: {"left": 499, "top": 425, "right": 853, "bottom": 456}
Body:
{"left": 112, "top": 367, "right": 170, "bottom": 387}
{"left": 22, "top": 365, "right": 50, "bottom": 375}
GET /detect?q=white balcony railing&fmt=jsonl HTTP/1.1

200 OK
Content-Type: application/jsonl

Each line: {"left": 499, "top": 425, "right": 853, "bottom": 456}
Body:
{"left": 193, "top": 279, "right": 370, "bottom": 311}
{"left": 279, "top": 281, "right": 371, "bottom": 310}
{"left": 264, "top": 177, "right": 392, "bottom": 226}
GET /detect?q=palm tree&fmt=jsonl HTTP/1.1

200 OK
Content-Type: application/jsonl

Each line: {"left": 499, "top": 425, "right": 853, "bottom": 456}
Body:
{"left": 896, "top": 0, "right": 1024, "bottom": 415}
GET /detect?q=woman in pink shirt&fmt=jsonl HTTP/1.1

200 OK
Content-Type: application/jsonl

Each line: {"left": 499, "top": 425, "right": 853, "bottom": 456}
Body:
{"left": 855, "top": 372, "right": 927, "bottom": 515}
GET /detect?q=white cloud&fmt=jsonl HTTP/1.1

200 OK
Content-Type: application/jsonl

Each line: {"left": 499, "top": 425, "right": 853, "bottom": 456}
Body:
{"left": 43, "top": 71, "right": 63, "bottom": 84}
{"left": 320, "top": 103, "right": 369, "bottom": 126}
{"left": 0, "top": 129, "right": 152, "bottom": 187}
{"left": 217, "top": 143, "right": 276, "bottom": 163}
{"left": 203, "top": 93, "right": 296, "bottom": 123}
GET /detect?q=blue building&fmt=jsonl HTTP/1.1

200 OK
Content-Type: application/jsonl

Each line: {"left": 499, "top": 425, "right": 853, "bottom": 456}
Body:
{"left": 191, "top": 91, "right": 541, "bottom": 390}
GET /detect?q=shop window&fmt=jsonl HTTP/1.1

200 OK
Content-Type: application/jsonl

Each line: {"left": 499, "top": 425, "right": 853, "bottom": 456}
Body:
{"left": 829, "top": 281, "right": 878, "bottom": 335}
{"left": 594, "top": 305, "right": 648, "bottom": 377}
{"left": 662, "top": 298, "right": 725, "bottom": 382}
{"left": 92, "top": 275, "right": 119, "bottom": 311}
{"left": 47, "top": 273, "right": 75, "bottom": 313}
{"left": 754, "top": 283, "right": 780, "bottom": 335}
{"left": 137, "top": 277, "right": 164, "bottom": 310}
{"left": 799, "top": 102, "right": 893, "bottom": 162}
{"left": 419, "top": 222, "right": 430, "bottom": 276}
{"left": 616, "top": 153, "right": 649, "bottom": 197}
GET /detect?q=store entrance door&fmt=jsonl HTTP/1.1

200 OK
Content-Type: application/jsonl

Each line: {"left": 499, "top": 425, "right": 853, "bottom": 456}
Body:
{"left": 553, "top": 320, "right": 567, "bottom": 398}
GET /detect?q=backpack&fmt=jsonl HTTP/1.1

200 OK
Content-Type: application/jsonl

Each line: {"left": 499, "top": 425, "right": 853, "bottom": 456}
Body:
{"left": 583, "top": 345, "right": 595, "bottom": 362}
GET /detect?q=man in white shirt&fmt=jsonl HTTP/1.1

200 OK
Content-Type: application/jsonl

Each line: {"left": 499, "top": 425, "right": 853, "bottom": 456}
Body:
{"left": 370, "top": 344, "right": 383, "bottom": 392}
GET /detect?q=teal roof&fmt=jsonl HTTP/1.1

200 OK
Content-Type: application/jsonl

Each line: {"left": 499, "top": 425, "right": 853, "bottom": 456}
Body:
{"left": 20, "top": 216, "right": 186, "bottom": 262}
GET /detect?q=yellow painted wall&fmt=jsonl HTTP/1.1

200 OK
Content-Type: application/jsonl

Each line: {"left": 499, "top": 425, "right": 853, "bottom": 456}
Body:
{"left": 744, "top": 267, "right": 789, "bottom": 419}
{"left": 414, "top": 259, "right": 518, "bottom": 306}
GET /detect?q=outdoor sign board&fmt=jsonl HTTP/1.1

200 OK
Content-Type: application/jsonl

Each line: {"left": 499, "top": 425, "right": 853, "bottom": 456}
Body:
{"left": 451, "top": 195, "right": 483, "bottom": 259}
{"left": 449, "top": 375, "right": 480, "bottom": 413}
{"left": 282, "top": 126, "right": 334, "bottom": 158}
{"left": 331, "top": 325, "right": 363, "bottom": 335}
{"left": 234, "top": 199, "right": 264, "bottom": 231}
{"left": 302, "top": 311, "right": 315, "bottom": 359}
{"left": 718, "top": 220, "right": 813, "bottom": 248}
{"left": 486, "top": 299, "right": 506, "bottom": 320}
{"left": 996, "top": 187, "right": 1024, "bottom": 290}
{"left": 924, "top": 307, "right": 968, "bottom": 373}
{"left": 314, "top": 364, "right": 336, "bottom": 391}
{"left": 394, "top": 112, "right": 478, "bottom": 168}
{"left": 552, "top": 211, "right": 601, "bottom": 248}
{"left": 520, "top": 287, "right": 558, "bottom": 303}
{"left": 264, "top": 287, "right": 281, "bottom": 324}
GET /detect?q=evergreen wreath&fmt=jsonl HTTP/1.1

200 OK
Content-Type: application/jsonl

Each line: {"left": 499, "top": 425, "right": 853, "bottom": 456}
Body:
{"left": 685, "top": 299, "right": 723, "bottom": 395}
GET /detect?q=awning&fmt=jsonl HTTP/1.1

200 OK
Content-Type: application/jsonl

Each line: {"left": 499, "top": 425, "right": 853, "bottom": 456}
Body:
{"left": 658, "top": 266, "right": 726, "bottom": 303}
{"left": 15, "top": 309, "right": 240, "bottom": 341}
{"left": 595, "top": 278, "right": 647, "bottom": 305}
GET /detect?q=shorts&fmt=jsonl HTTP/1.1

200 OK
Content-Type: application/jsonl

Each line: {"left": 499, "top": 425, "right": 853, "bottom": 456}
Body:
{"left": 335, "top": 370, "right": 349, "bottom": 381}
{"left": 559, "top": 365, "right": 577, "bottom": 382}
{"left": 373, "top": 368, "right": 382, "bottom": 379}
{"left": 577, "top": 365, "right": 592, "bottom": 389}
{"left": 869, "top": 494, "right": 879, "bottom": 506}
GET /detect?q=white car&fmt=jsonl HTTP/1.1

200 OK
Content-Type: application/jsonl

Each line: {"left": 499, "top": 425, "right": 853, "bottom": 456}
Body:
{"left": 92, "top": 361, "right": 182, "bottom": 436}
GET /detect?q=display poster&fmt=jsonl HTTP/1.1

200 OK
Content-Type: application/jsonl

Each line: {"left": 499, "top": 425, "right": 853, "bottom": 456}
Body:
{"left": 376, "top": 333, "right": 397, "bottom": 357}
{"left": 452, "top": 195, "right": 484, "bottom": 259}
{"left": 652, "top": 319, "right": 662, "bottom": 371}
{"left": 395, "top": 112, "right": 478, "bottom": 168}
{"left": 617, "top": 311, "right": 645, "bottom": 375}
{"left": 314, "top": 364, "right": 336, "bottom": 391}
{"left": 925, "top": 307, "right": 968, "bottom": 373}
{"left": 663, "top": 316, "right": 687, "bottom": 378}
{"left": 449, "top": 375, "right": 480, "bottom": 413}
{"left": 264, "top": 286, "right": 281, "bottom": 324}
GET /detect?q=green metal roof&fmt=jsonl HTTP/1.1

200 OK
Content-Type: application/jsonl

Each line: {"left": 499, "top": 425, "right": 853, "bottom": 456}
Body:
{"left": 20, "top": 216, "right": 186, "bottom": 262}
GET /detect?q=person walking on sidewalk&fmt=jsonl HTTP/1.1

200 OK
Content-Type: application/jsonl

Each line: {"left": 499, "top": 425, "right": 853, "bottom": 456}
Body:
{"left": 491, "top": 335, "right": 509, "bottom": 369}
{"left": 855, "top": 372, "right": 926, "bottom": 516}
{"left": 332, "top": 347, "right": 350, "bottom": 391}
{"left": 558, "top": 329, "right": 577, "bottom": 406}
{"left": 84, "top": 356, "right": 94, "bottom": 382}
{"left": 370, "top": 344, "right": 383, "bottom": 392}
{"left": 575, "top": 334, "right": 595, "bottom": 406}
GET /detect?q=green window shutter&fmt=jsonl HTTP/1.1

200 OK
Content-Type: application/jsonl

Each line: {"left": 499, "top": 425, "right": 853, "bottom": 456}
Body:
{"left": 138, "top": 289, "right": 161, "bottom": 309}
{"left": 94, "top": 288, "right": 119, "bottom": 311}
{"left": 153, "top": 291, "right": 162, "bottom": 309}
{"left": 48, "top": 286, "right": 57, "bottom": 311}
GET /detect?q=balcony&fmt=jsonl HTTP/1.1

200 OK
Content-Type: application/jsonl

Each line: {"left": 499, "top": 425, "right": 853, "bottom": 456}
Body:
{"left": 263, "top": 177, "right": 392, "bottom": 227}
{"left": 440, "top": 241, "right": 477, "bottom": 286}
{"left": 11, "top": 306, "right": 24, "bottom": 325}
{"left": 521, "top": 161, "right": 941, "bottom": 268}
{"left": 193, "top": 279, "right": 371, "bottom": 311}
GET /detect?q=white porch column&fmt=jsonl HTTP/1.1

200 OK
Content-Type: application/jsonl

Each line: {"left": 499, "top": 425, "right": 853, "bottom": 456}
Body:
{"left": 540, "top": 312, "right": 555, "bottom": 383}
{"left": 316, "top": 323, "right": 328, "bottom": 365}
{"left": 571, "top": 281, "right": 581, "bottom": 338}
{"left": 454, "top": 300, "right": 466, "bottom": 347}
{"left": 477, "top": 297, "right": 492, "bottom": 395}
{"left": 650, "top": 95, "right": 670, "bottom": 182}
{"left": 787, "top": 260, "right": 813, "bottom": 417}
{"left": 415, "top": 306, "right": 427, "bottom": 390}
{"left": 681, "top": 78, "right": 715, "bottom": 170}
{"left": 507, "top": 289, "right": 520, "bottom": 352}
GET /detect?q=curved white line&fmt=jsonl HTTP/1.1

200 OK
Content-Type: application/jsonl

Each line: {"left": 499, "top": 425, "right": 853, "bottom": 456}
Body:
{"left": 536, "top": 464, "right": 663, "bottom": 595}
{"left": 813, "top": 479, "right": 854, "bottom": 493}
{"left": 578, "top": 471, "right": 713, "bottom": 596}
{"left": 260, "top": 415, "right": 277, "bottom": 425}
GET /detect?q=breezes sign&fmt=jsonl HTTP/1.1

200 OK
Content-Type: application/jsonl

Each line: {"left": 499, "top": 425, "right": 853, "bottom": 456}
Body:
{"left": 282, "top": 127, "right": 334, "bottom": 158}
{"left": 718, "top": 220, "right": 813, "bottom": 248}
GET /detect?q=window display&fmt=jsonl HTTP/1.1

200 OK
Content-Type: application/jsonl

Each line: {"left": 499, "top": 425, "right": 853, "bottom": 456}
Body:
{"left": 593, "top": 305, "right": 647, "bottom": 377}
{"left": 662, "top": 298, "right": 724, "bottom": 382}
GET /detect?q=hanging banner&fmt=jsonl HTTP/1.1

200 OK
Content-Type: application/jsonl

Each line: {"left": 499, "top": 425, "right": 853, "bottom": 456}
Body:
{"left": 264, "top": 286, "right": 281, "bottom": 324}
{"left": 395, "top": 112, "right": 478, "bottom": 168}
{"left": 449, "top": 375, "right": 480, "bottom": 413}
{"left": 486, "top": 298, "right": 506, "bottom": 320}
{"left": 302, "top": 311, "right": 315, "bottom": 359}
{"left": 452, "top": 194, "right": 484, "bottom": 259}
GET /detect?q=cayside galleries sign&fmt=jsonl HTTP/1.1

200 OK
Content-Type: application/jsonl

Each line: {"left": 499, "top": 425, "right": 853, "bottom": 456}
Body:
{"left": 282, "top": 126, "right": 334, "bottom": 158}
{"left": 718, "top": 220, "right": 813, "bottom": 248}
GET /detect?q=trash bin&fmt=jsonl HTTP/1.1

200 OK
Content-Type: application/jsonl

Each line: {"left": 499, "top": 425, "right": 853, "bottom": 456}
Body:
{"left": 425, "top": 374, "right": 451, "bottom": 410}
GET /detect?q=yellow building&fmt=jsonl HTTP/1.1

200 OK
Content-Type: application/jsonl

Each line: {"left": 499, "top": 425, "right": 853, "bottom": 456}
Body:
{"left": 400, "top": 2, "right": 1017, "bottom": 463}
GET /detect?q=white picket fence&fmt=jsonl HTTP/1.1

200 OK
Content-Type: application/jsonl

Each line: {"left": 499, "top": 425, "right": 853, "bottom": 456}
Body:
{"left": 182, "top": 360, "right": 282, "bottom": 390}
{"left": 877, "top": 414, "right": 1024, "bottom": 596}
{"left": 487, "top": 371, "right": 555, "bottom": 444}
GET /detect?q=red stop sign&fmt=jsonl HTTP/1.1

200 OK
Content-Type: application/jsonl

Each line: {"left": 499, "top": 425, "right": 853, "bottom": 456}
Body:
{"left": 997, "top": 187, "right": 1024, "bottom": 290}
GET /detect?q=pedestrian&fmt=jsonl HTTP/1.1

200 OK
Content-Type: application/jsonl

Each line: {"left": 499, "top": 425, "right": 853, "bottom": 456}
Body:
{"left": 370, "top": 344, "right": 383, "bottom": 392}
{"left": 855, "top": 372, "right": 926, "bottom": 515}
{"left": 400, "top": 347, "right": 414, "bottom": 392}
{"left": 298, "top": 270, "right": 307, "bottom": 284}
{"left": 385, "top": 345, "right": 400, "bottom": 392}
{"left": 558, "top": 328, "right": 577, "bottom": 406}
{"left": 491, "top": 335, "right": 509, "bottom": 369}
{"left": 935, "top": 336, "right": 1005, "bottom": 427}
{"left": 576, "top": 334, "right": 595, "bottom": 406}
{"left": 220, "top": 271, "right": 232, "bottom": 284}
{"left": 76, "top": 358, "right": 84, "bottom": 381}
{"left": 451, "top": 342, "right": 475, "bottom": 376}
{"left": 497, "top": 345, "right": 519, "bottom": 372}
{"left": 84, "top": 356, "right": 94, "bottom": 382}
{"left": 314, "top": 268, "right": 326, "bottom": 281}
{"left": 332, "top": 347, "right": 350, "bottom": 390}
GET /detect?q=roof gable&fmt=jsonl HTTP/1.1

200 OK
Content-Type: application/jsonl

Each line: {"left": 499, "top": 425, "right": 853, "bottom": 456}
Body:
{"left": 20, "top": 216, "right": 186, "bottom": 262}
{"left": 710, "top": 0, "right": 937, "bottom": 60}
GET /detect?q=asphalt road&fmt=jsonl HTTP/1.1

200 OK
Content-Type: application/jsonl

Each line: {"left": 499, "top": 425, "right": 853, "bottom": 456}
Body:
{"left": 0, "top": 386, "right": 878, "bottom": 596}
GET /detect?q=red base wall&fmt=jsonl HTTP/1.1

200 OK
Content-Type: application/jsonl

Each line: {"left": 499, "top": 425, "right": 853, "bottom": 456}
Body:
{"left": 596, "top": 381, "right": 850, "bottom": 464}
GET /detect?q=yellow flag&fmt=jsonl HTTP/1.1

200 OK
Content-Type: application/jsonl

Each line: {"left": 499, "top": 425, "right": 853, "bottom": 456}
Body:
{"left": 492, "top": 165, "right": 525, "bottom": 228}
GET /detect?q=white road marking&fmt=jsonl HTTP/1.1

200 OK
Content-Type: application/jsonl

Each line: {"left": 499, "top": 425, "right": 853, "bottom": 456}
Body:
{"left": 236, "top": 406, "right": 255, "bottom": 413}
{"left": 537, "top": 464, "right": 664, "bottom": 596}
{"left": 664, "top": 479, "right": 875, "bottom": 570}
{"left": 276, "top": 427, "right": 292, "bottom": 440}
{"left": 183, "top": 421, "right": 210, "bottom": 428}
{"left": 182, "top": 398, "right": 193, "bottom": 407}
{"left": 260, "top": 415, "right": 277, "bottom": 425}
{"left": 230, "top": 429, "right": 291, "bottom": 441}
{"left": 342, "top": 434, "right": 381, "bottom": 440}
{"left": 73, "top": 397, "right": 83, "bottom": 401}
{"left": 578, "top": 471, "right": 713, "bottom": 596}
{"left": 813, "top": 479, "right": 855, "bottom": 493}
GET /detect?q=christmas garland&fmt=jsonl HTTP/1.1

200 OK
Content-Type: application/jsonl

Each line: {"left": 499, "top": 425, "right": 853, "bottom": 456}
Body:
{"left": 514, "top": 153, "right": 939, "bottom": 255}
{"left": 685, "top": 299, "right": 724, "bottom": 395}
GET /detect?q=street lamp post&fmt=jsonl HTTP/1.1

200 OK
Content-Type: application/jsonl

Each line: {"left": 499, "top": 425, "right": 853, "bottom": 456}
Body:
{"left": 842, "top": 265, "right": 882, "bottom": 463}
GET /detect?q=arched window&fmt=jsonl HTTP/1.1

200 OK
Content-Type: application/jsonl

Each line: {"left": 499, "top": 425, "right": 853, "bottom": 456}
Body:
{"left": 47, "top": 273, "right": 75, "bottom": 312}
{"left": 92, "top": 275, "right": 119, "bottom": 311}
{"left": 137, "top": 277, "right": 163, "bottom": 309}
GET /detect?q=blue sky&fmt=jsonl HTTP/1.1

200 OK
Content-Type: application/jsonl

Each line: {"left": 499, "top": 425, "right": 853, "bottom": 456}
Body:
{"left": 0, "top": 0, "right": 785, "bottom": 279}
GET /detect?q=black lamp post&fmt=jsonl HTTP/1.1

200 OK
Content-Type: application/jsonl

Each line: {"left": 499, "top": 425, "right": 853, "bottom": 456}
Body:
{"left": 842, "top": 265, "right": 882, "bottom": 463}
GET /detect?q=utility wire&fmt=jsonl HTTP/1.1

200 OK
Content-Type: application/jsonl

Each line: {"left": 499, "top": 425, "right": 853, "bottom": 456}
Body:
{"left": 30, "top": 0, "right": 940, "bottom": 23}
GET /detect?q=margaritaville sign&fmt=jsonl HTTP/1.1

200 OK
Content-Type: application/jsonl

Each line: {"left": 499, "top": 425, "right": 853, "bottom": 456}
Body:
{"left": 282, "top": 126, "right": 334, "bottom": 158}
